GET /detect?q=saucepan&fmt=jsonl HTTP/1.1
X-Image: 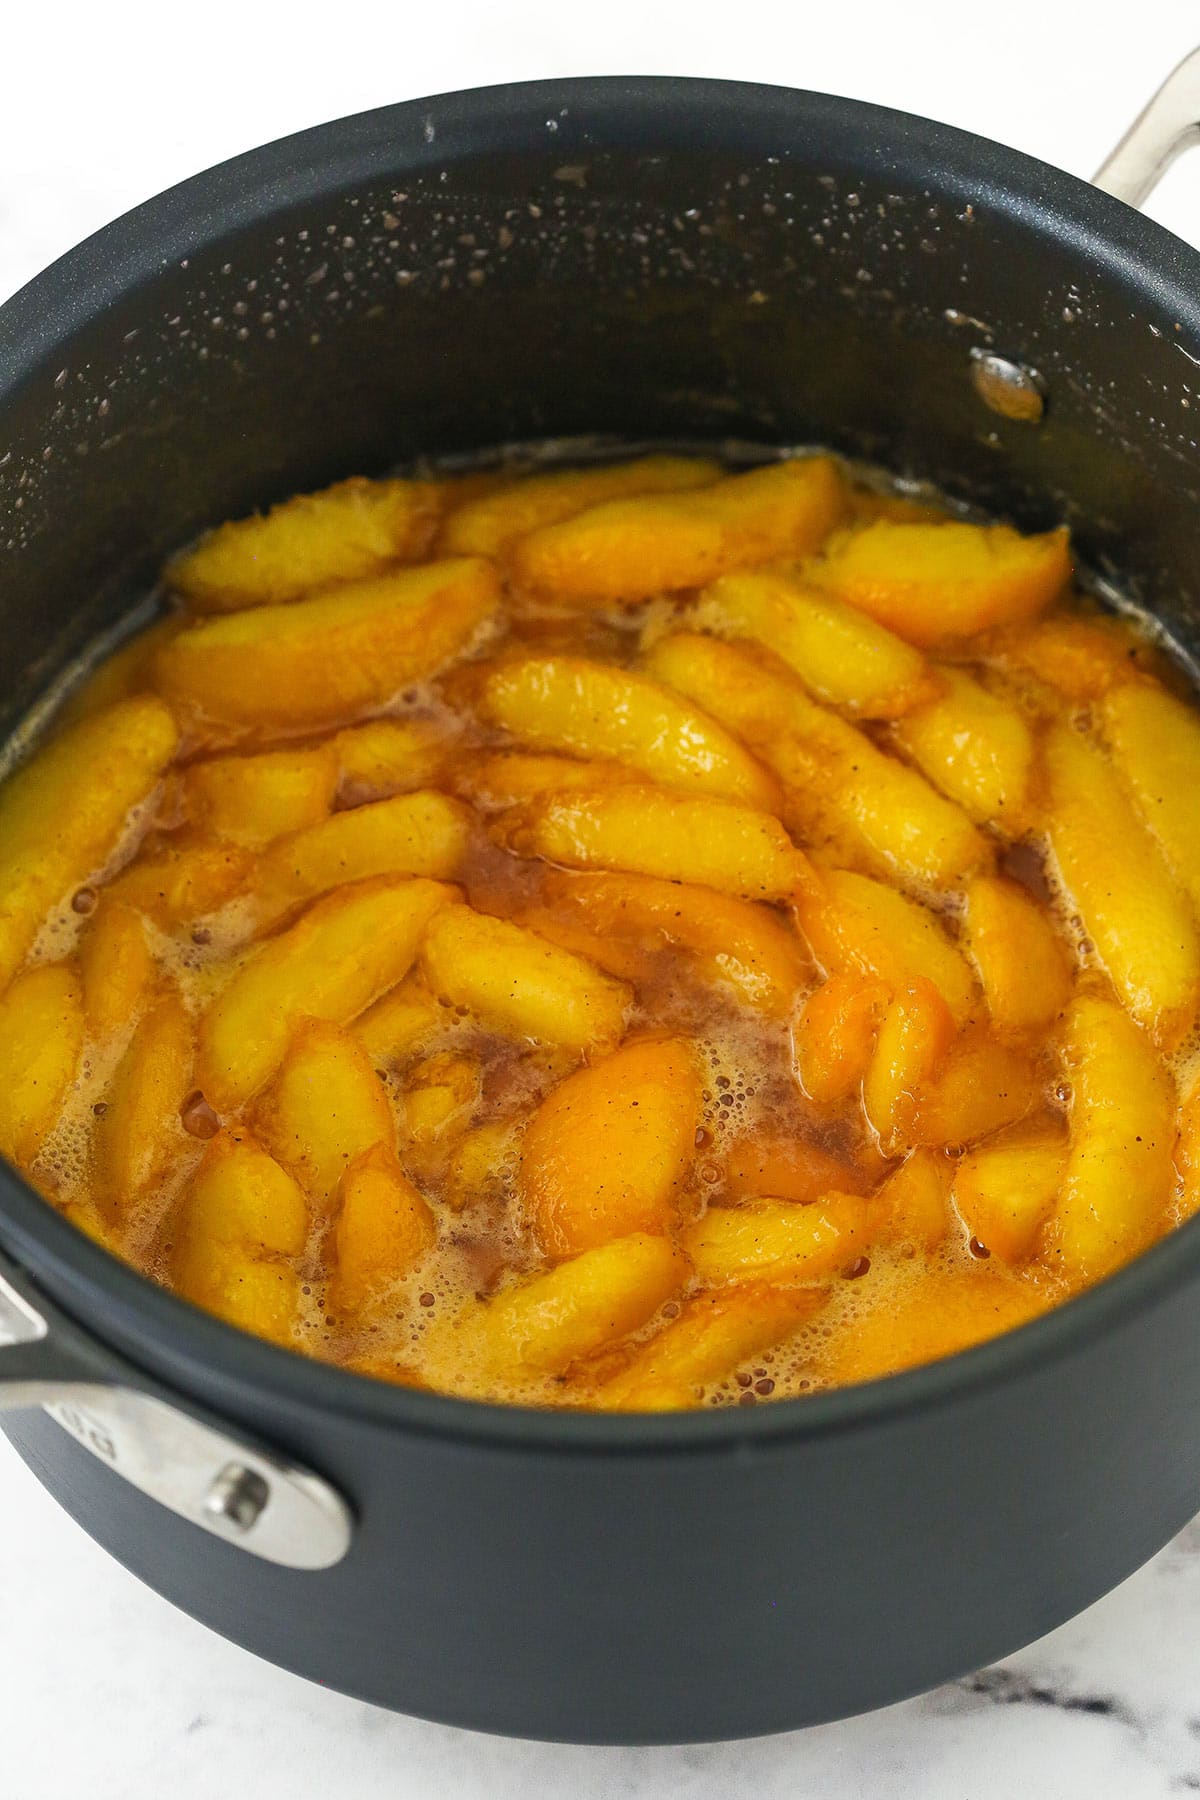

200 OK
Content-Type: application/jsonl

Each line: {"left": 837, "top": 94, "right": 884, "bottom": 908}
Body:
{"left": 2, "top": 51, "right": 1200, "bottom": 1745}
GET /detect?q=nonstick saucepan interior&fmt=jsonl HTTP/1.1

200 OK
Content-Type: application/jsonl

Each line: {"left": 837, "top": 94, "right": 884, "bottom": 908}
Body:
{"left": 4, "top": 64, "right": 1200, "bottom": 1744}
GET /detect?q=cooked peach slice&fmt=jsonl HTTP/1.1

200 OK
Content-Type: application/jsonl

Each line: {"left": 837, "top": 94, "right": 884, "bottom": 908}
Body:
{"left": 863, "top": 980, "right": 957, "bottom": 1148}
{"left": 792, "top": 866, "right": 978, "bottom": 1024}
{"left": 171, "top": 1130, "right": 308, "bottom": 1342}
{"left": 454, "top": 751, "right": 643, "bottom": 812}
{"left": 254, "top": 791, "right": 471, "bottom": 919}
{"left": 520, "top": 1037, "right": 702, "bottom": 1256}
{"left": 0, "top": 696, "right": 178, "bottom": 993}
{"left": 544, "top": 870, "right": 807, "bottom": 1017}
{"left": 873, "top": 1148, "right": 953, "bottom": 1251}
{"left": 420, "top": 905, "right": 631, "bottom": 1051}
{"left": 183, "top": 746, "right": 337, "bottom": 848}
{"left": 892, "top": 668, "right": 1034, "bottom": 830}
{"left": 167, "top": 475, "right": 442, "bottom": 610}
{"left": 511, "top": 457, "right": 846, "bottom": 604}
{"left": 962, "top": 875, "right": 1072, "bottom": 1037}
{"left": 722, "top": 1133, "right": 869, "bottom": 1204}
{"left": 984, "top": 612, "right": 1156, "bottom": 702}
{"left": 350, "top": 974, "right": 447, "bottom": 1066}
{"left": 155, "top": 557, "right": 499, "bottom": 728}
{"left": 494, "top": 785, "right": 806, "bottom": 902}
{"left": 911, "top": 1027, "right": 1041, "bottom": 1150}
{"left": 1049, "top": 995, "right": 1175, "bottom": 1282}
{"left": 328, "top": 1142, "right": 436, "bottom": 1314}
{"left": 56, "top": 618, "right": 183, "bottom": 728}
{"left": 597, "top": 1282, "right": 827, "bottom": 1411}
{"left": 96, "top": 993, "right": 194, "bottom": 1210}
{"left": 438, "top": 453, "right": 720, "bottom": 556}
{"left": 444, "top": 1118, "right": 525, "bottom": 1212}
{"left": 79, "top": 900, "right": 156, "bottom": 1041}
{"left": 682, "top": 1195, "right": 871, "bottom": 1286}
{"left": 815, "top": 1264, "right": 1048, "bottom": 1385}
{"left": 401, "top": 1051, "right": 481, "bottom": 1146}
{"left": 477, "top": 654, "right": 780, "bottom": 809}
{"left": 953, "top": 1123, "right": 1067, "bottom": 1263}
{"left": 695, "top": 567, "right": 934, "bottom": 717}
{"left": 105, "top": 834, "right": 253, "bottom": 926}
{"left": 811, "top": 518, "right": 1070, "bottom": 647}
{"left": 793, "top": 973, "right": 889, "bottom": 1103}
{"left": 644, "top": 633, "right": 987, "bottom": 892}
{"left": 197, "top": 876, "right": 455, "bottom": 1110}
{"left": 510, "top": 902, "right": 654, "bottom": 984}
{"left": 255, "top": 1020, "right": 396, "bottom": 1207}
{"left": 0, "top": 963, "right": 84, "bottom": 1171}
{"left": 334, "top": 717, "right": 456, "bottom": 802}
{"left": 423, "top": 1233, "right": 688, "bottom": 1396}
{"left": 1102, "top": 682, "right": 1200, "bottom": 917}
{"left": 1042, "top": 723, "right": 1200, "bottom": 1047}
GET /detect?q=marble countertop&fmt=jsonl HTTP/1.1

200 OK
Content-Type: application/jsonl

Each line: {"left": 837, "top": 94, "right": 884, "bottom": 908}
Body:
{"left": 4, "top": 3, "right": 1200, "bottom": 1793}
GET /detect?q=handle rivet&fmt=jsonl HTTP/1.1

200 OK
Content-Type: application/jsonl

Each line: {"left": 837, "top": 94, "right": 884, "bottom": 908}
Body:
{"left": 204, "top": 1462, "right": 270, "bottom": 1531}
{"left": 969, "top": 349, "right": 1047, "bottom": 424}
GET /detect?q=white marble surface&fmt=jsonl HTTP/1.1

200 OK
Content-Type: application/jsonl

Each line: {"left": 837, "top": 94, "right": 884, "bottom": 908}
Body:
{"left": 5, "top": 2, "right": 1200, "bottom": 1792}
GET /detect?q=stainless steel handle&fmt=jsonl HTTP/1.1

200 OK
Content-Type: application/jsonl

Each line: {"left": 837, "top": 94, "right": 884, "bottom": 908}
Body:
{"left": 0, "top": 1250, "right": 353, "bottom": 1571}
{"left": 1093, "top": 44, "right": 1200, "bottom": 207}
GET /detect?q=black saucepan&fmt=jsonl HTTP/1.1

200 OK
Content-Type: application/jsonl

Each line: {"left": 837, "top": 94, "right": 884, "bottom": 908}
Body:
{"left": 3, "top": 63, "right": 1200, "bottom": 1746}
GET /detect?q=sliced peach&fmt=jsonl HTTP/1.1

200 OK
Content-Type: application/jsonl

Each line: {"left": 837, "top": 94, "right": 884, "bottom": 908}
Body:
{"left": 329, "top": 1141, "right": 436, "bottom": 1314}
{"left": 253, "top": 791, "right": 471, "bottom": 920}
{"left": 0, "top": 963, "right": 84, "bottom": 1171}
{"left": 695, "top": 567, "right": 935, "bottom": 718}
{"left": 167, "top": 474, "right": 443, "bottom": 610}
{"left": 863, "top": 980, "right": 957, "bottom": 1149}
{"left": 892, "top": 667, "right": 1035, "bottom": 831}
{"left": 0, "top": 696, "right": 178, "bottom": 992}
{"left": 1042, "top": 722, "right": 1200, "bottom": 1047}
{"left": 520, "top": 1037, "right": 702, "bottom": 1256}
{"left": 872, "top": 1148, "right": 953, "bottom": 1251}
{"left": 97, "top": 992, "right": 194, "bottom": 1211}
{"left": 171, "top": 1130, "right": 308, "bottom": 1342}
{"left": 511, "top": 457, "right": 846, "bottom": 604}
{"left": 438, "top": 453, "right": 720, "bottom": 557}
{"left": 79, "top": 900, "right": 156, "bottom": 1041}
{"left": 815, "top": 1264, "right": 1048, "bottom": 1385}
{"left": 494, "top": 784, "right": 805, "bottom": 902}
{"left": 682, "top": 1195, "right": 872, "bottom": 1286}
{"left": 105, "top": 834, "right": 253, "bottom": 926}
{"left": 953, "top": 1123, "right": 1067, "bottom": 1263}
{"left": 155, "top": 557, "right": 499, "bottom": 728}
{"left": 421, "top": 1233, "right": 688, "bottom": 1396}
{"left": 911, "top": 1027, "right": 1041, "bottom": 1150}
{"left": 1102, "top": 681, "right": 1200, "bottom": 918}
{"left": 722, "top": 1133, "right": 869, "bottom": 1205}
{"left": 420, "top": 904, "right": 631, "bottom": 1051}
{"left": 962, "top": 874, "right": 1072, "bottom": 1038}
{"left": 794, "top": 973, "right": 890, "bottom": 1104}
{"left": 454, "top": 750, "right": 643, "bottom": 812}
{"left": 811, "top": 518, "right": 1070, "bottom": 647}
{"left": 477, "top": 653, "right": 780, "bottom": 809}
{"left": 182, "top": 746, "right": 337, "bottom": 848}
{"left": 597, "top": 1282, "right": 827, "bottom": 1411}
{"left": 1049, "top": 994, "right": 1175, "bottom": 1282}
{"left": 255, "top": 1019, "right": 396, "bottom": 1208}
{"left": 334, "top": 717, "right": 457, "bottom": 802}
{"left": 197, "top": 876, "right": 455, "bottom": 1110}
{"left": 544, "top": 870, "right": 807, "bottom": 1017}
{"left": 792, "top": 866, "right": 978, "bottom": 1024}
{"left": 645, "top": 632, "right": 988, "bottom": 892}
